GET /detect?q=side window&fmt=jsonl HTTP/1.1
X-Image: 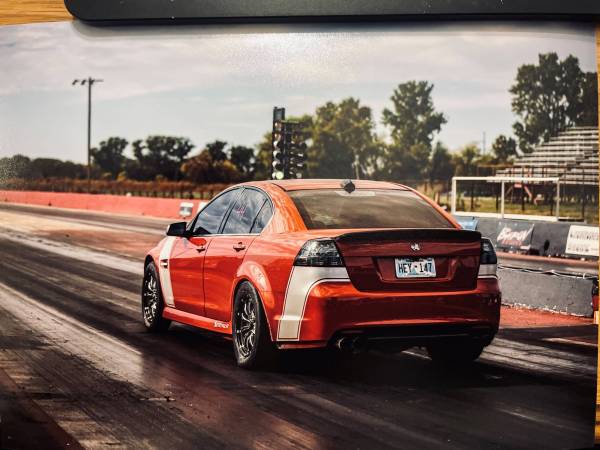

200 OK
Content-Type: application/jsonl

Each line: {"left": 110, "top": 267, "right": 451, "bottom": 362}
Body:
{"left": 192, "top": 189, "right": 239, "bottom": 235}
{"left": 222, "top": 189, "right": 268, "bottom": 235}
{"left": 250, "top": 201, "right": 273, "bottom": 234}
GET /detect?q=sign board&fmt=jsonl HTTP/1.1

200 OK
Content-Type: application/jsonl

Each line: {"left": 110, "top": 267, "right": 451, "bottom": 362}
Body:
{"left": 179, "top": 202, "right": 195, "bottom": 218}
{"left": 495, "top": 221, "right": 534, "bottom": 252}
{"left": 565, "top": 225, "right": 599, "bottom": 257}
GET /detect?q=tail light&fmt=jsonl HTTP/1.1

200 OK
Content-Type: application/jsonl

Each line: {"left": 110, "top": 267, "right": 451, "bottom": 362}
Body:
{"left": 294, "top": 239, "right": 344, "bottom": 267}
{"left": 478, "top": 238, "right": 497, "bottom": 278}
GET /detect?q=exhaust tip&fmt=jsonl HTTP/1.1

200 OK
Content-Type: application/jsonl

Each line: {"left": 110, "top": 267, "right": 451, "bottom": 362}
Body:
{"left": 335, "top": 336, "right": 353, "bottom": 351}
{"left": 334, "top": 335, "right": 368, "bottom": 353}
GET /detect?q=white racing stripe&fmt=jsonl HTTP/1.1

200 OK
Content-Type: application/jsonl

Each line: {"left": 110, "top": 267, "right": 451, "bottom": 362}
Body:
{"left": 277, "top": 266, "right": 350, "bottom": 341}
{"left": 158, "top": 236, "right": 177, "bottom": 307}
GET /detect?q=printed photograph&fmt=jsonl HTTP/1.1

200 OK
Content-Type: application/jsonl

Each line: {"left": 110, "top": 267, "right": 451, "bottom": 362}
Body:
{"left": 0, "top": 20, "right": 598, "bottom": 449}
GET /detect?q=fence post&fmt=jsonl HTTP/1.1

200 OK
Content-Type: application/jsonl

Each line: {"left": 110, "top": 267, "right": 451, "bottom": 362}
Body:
{"left": 451, "top": 178, "right": 457, "bottom": 215}
{"left": 581, "top": 168, "right": 586, "bottom": 221}
{"left": 555, "top": 180, "right": 560, "bottom": 220}
{"left": 500, "top": 180, "right": 505, "bottom": 219}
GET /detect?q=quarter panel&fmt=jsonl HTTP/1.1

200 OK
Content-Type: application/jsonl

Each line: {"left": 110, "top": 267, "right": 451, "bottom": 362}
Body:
{"left": 242, "top": 235, "right": 306, "bottom": 339}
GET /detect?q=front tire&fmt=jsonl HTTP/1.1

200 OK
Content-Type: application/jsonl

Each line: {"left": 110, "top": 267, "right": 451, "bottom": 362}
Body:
{"left": 141, "top": 262, "right": 171, "bottom": 332}
{"left": 232, "top": 281, "right": 277, "bottom": 369}
{"left": 426, "top": 340, "right": 485, "bottom": 365}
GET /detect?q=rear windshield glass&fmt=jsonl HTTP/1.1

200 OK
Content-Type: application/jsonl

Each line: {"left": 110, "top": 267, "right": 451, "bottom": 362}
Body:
{"left": 288, "top": 189, "right": 453, "bottom": 230}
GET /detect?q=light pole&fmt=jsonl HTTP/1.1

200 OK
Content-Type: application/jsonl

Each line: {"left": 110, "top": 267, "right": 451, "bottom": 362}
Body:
{"left": 72, "top": 77, "right": 103, "bottom": 193}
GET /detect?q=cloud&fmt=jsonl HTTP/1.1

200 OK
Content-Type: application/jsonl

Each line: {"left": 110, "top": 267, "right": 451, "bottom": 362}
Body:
{"left": 0, "top": 21, "right": 594, "bottom": 100}
{"left": 0, "top": 21, "right": 595, "bottom": 161}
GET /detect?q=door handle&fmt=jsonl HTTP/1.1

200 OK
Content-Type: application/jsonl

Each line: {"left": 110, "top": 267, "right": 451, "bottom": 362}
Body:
{"left": 195, "top": 245, "right": 206, "bottom": 253}
{"left": 233, "top": 242, "right": 246, "bottom": 251}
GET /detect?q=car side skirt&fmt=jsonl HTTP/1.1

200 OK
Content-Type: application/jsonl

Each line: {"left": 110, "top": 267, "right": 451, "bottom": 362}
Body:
{"left": 163, "top": 307, "right": 231, "bottom": 335}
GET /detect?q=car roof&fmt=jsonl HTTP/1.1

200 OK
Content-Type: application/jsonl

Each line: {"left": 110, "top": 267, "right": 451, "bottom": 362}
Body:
{"left": 247, "top": 179, "right": 409, "bottom": 191}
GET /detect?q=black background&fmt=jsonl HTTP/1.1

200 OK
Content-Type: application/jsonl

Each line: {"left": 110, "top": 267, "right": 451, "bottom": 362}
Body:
{"left": 64, "top": 0, "right": 600, "bottom": 22}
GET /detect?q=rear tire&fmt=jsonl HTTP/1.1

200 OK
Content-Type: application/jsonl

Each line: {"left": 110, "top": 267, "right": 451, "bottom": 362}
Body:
{"left": 141, "top": 262, "right": 171, "bottom": 332}
{"left": 232, "top": 281, "right": 277, "bottom": 370}
{"left": 426, "top": 341, "right": 485, "bottom": 365}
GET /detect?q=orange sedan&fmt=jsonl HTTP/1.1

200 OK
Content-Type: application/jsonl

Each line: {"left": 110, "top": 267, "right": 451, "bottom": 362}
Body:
{"left": 142, "top": 179, "right": 501, "bottom": 369}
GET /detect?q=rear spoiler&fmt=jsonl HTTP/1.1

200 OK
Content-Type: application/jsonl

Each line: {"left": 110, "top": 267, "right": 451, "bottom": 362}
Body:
{"left": 334, "top": 228, "right": 482, "bottom": 244}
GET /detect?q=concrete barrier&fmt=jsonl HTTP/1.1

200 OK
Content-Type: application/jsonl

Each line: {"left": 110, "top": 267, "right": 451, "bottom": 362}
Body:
{"left": 0, "top": 190, "right": 206, "bottom": 220}
{"left": 499, "top": 267, "right": 594, "bottom": 316}
{"left": 456, "top": 215, "right": 599, "bottom": 260}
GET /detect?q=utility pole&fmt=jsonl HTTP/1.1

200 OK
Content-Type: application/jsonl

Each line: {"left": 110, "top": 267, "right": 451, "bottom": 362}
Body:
{"left": 72, "top": 77, "right": 103, "bottom": 193}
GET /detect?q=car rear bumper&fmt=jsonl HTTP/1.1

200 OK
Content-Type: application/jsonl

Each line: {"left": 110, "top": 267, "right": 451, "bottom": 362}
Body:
{"left": 276, "top": 277, "right": 501, "bottom": 349}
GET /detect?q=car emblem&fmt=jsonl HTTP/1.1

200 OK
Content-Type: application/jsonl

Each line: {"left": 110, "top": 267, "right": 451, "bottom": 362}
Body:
{"left": 410, "top": 243, "right": 421, "bottom": 251}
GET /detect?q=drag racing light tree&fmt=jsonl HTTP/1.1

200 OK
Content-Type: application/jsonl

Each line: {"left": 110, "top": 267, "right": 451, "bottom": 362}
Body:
{"left": 272, "top": 128, "right": 286, "bottom": 180}
{"left": 72, "top": 77, "right": 103, "bottom": 193}
{"left": 287, "top": 128, "right": 307, "bottom": 179}
{"left": 271, "top": 107, "right": 286, "bottom": 180}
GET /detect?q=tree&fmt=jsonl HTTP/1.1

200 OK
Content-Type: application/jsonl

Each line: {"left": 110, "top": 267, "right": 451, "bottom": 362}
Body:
{"left": 510, "top": 52, "right": 598, "bottom": 153}
{"left": 381, "top": 81, "right": 447, "bottom": 181}
{"left": 253, "top": 132, "right": 275, "bottom": 181}
{"left": 27, "top": 158, "right": 85, "bottom": 179}
{"left": 206, "top": 140, "right": 227, "bottom": 163}
{"left": 452, "top": 144, "right": 480, "bottom": 177}
{"left": 382, "top": 81, "right": 447, "bottom": 150}
{"left": 429, "top": 142, "right": 455, "bottom": 183}
{"left": 579, "top": 71, "right": 599, "bottom": 127}
{"left": 229, "top": 145, "right": 255, "bottom": 180}
{"left": 308, "top": 99, "right": 380, "bottom": 178}
{"left": 91, "top": 137, "right": 128, "bottom": 179}
{"left": 491, "top": 135, "right": 517, "bottom": 163}
{"left": 129, "top": 136, "right": 194, "bottom": 181}
{"left": 181, "top": 141, "right": 241, "bottom": 183}
{"left": 0, "top": 154, "right": 32, "bottom": 179}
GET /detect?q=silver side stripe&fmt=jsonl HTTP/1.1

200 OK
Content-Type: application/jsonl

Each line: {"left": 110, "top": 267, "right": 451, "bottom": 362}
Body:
{"left": 277, "top": 266, "right": 350, "bottom": 341}
{"left": 158, "top": 236, "right": 177, "bottom": 307}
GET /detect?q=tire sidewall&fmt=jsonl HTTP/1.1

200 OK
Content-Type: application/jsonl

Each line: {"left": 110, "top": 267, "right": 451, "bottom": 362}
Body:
{"left": 232, "top": 281, "right": 271, "bottom": 369}
{"left": 142, "top": 262, "right": 169, "bottom": 331}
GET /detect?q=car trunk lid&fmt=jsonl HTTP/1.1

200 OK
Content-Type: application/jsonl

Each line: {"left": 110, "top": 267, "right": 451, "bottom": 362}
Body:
{"left": 334, "top": 228, "right": 481, "bottom": 292}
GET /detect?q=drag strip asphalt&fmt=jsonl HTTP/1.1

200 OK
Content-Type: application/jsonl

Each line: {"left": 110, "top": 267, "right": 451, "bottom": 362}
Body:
{"left": 0, "top": 202, "right": 595, "bottom": 276}
{"left": 0, "top": 223, "right": 596, "bottom": 448}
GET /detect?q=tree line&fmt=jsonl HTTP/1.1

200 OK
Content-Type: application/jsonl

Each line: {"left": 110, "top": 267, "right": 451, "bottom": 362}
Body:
{"left": 1, "top": 52, "right": 596, "bottom": 186}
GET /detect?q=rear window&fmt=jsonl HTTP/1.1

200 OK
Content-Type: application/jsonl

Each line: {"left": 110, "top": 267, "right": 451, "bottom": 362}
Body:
{"left": 288, "top": 189, "right": 453, "bottom": 230}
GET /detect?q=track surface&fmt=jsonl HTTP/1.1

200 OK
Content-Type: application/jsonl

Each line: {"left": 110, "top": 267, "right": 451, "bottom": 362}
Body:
{"left": 0, "top": 203, "right": 596, "bottom": 449}
{"left": 0, "top": 202, "right": 595, "bottom": 275}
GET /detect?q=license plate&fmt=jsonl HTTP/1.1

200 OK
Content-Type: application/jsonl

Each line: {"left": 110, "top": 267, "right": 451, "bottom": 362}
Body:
{"left": 394, "top": 257, "right": 436, "bottom": 278}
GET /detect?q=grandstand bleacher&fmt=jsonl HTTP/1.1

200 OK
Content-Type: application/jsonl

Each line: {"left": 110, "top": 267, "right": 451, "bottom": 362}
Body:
{"left": 497, "top": 126, "right": 598, "bottom": 186}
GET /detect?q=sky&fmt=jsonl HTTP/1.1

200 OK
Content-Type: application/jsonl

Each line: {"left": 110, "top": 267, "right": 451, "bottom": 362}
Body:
{"left": 0, "top": 21, "right": 596, "bottom": 163}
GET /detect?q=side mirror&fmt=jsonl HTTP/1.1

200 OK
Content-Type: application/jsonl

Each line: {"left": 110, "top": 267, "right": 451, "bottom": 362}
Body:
{"left": 166, "top": 221, "right": 188, "bottom": 237}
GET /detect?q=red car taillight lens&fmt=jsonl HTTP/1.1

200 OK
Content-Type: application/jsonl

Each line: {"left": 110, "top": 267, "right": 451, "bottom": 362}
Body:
{"left": 294, "top": 239, "right": 344, "bottom": 267}
{"left": 478, "top": 238, "right": 498, "bottom": 278}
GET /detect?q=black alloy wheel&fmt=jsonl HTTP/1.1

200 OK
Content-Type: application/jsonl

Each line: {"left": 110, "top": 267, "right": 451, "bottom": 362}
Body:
{"left": 141, "top": 262, "right": 171, "bottom": 332}
{"left": 232, "top": 281, "right": 277, "bottom": 369}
